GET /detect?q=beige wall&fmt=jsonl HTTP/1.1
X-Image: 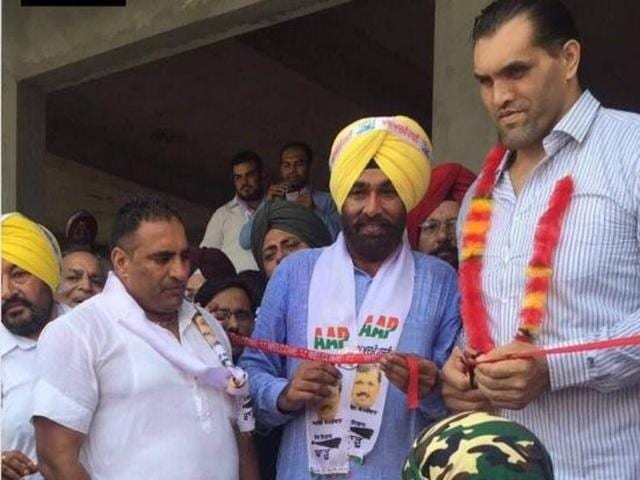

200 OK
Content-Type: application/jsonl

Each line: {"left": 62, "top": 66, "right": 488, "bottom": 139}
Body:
{"left": 431, "top": 0, "right": 495, "bottom": 172}
{"left": 44, "top": 153, "right": 211, "bottom": 247}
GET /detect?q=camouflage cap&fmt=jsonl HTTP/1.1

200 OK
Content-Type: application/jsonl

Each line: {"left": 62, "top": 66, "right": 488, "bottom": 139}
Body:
{"left": 403, "top": 411, "right": 554, "bottom": 479}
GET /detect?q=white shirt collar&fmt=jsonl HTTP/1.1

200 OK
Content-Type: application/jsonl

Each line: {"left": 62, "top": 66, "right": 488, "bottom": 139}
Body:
{"left": 0, "top": 322, "right": 37, "bottom": 356}
{"left": 102, "top": 272, "right": 194, "bottom": 334}
{"left": 0, "top": 302, "right": 69, "bottom": 356}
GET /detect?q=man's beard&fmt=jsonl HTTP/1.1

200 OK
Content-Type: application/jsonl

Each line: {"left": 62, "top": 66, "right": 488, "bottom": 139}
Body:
{"left": 342, "top": 211, "right": 405, "bottom": 263}
{"left": 285, "top": 175, "right": 307, "bottom": 191}
{"left": 2, "top": 293, "right": 54, "bottom": 337}
{"left": 430, "top": 242, "right": 459, "bottom": 269}
{"left": 497, "top": 117, "right": 545, "bottom": 151}
{"left": 237, "top": 185, "right": 263, "bottom": 202}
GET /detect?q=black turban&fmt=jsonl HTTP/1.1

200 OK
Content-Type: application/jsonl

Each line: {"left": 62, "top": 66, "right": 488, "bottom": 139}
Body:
{"left": 250, "top": 200, "right": 332, "bottom": 271}
{"left": 188, "top": 247, "right": 236, "bottom": 279}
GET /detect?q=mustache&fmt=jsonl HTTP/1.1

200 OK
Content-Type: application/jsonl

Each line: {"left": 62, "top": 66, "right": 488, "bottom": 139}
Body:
{"left": 2, "top": 297, "right": 34, "bottom": 315}
{"left": 497, "top": 102, "right": 527, "bottom": 118}
{"left": 356, "top": 392, "right": 370, "bottom": 398}
{"left": 353, "top": 215, "right": 394, "bottom": 231}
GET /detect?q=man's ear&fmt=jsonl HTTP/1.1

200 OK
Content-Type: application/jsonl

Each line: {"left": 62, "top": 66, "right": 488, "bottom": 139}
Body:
{"left": 110, "top": 247, "right": 130, "bottom": 280}
{"left": 562, "top": 39, "right": 581, "bottom": 82}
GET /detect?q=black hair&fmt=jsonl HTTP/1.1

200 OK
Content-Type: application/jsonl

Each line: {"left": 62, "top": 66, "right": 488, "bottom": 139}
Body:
{"left": 280, "top": 142, "right": 313, "bottom": 164}
{"left": 236, "top": 269, "right": 267, "bottom": 308}
{"left": 109, "top": 196, "right": 183, "bottom": 251}
{"left": 356, "top": 363, "right": 382, "bottom": 382}
{"left": 194, "top": 276, "right": 257, "bottom": 313}
{"left": 231, "top": 150, "right": 263, "bottom": 174}
{"left": 365, "top": 159, "right": 379, "bottom": 170}
{"left": 472, "top": 0, "right": 580, "bottom": 54}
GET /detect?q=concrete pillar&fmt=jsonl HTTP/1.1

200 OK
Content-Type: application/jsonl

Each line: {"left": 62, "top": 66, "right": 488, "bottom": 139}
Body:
{"left": 431, "top": 0, "right": 495, "bottom": 172}
{"left": 16, "top": 82, "right": 46, "bottom": 219}
{"left": 2, "top": 69, "right": 18, "bottom": 213}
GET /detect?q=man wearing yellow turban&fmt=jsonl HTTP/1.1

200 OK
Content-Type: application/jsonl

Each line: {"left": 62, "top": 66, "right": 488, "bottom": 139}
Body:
{"left": 241, "top": 116, "right": 461, "bottom": 479}
{"left": 1, "top": 212, "right": 68, "bottom": 479}
{"left": 329, "top": 115, "right": 432, "bottom": 213}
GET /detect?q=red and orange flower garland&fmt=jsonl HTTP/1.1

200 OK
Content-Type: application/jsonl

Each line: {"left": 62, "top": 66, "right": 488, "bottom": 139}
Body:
{"left": 459, "top": 145, "right": 574, "bottom": 353}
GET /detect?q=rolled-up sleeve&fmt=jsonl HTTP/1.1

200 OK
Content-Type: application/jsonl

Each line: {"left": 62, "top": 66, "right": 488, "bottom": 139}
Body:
{"left": 32, "top": 319, "right": 98, "bottom": 434}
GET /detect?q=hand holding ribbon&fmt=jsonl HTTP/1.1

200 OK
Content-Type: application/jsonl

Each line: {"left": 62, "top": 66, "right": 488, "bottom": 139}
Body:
{"left": 473, "top": 341, "right": 550, "bottom": 410}
{"left": 441, "top": 347, "right": 492, "bottom": 413}
{"left": 380, "top": 353, "right": 438, "bottom": 408}
{"left": 278, "top": 361, "right": 342, "bottom": 413}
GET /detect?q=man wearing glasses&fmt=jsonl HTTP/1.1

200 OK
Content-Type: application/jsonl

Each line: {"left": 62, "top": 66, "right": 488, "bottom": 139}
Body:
{"left": 194, "top": 276, "right": 257, "bottom": 361}
{"left": 407, "top": 163, "right": 477, "bottom": 269}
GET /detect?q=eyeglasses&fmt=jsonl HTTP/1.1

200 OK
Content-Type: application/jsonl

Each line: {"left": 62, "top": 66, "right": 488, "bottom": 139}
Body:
{"left": 420, "top": 219, "right": 457, "bottom": 238}
{"left": 211, "top": 308, "right": 254, "bottom": 323}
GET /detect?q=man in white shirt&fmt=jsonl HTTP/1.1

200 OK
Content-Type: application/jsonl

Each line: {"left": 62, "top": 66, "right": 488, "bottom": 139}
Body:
{"left": 201, "top": 151, "right": 264, "bottom": 272}
{"left": 1, "top": 212, "right": 68, "bottom": 480}
{"left": 33, "top": 197, "right": 252, "bottom": 480}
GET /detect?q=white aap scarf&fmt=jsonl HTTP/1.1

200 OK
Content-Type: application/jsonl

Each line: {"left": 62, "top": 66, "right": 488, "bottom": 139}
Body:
{"left": 306, "top": 233, "right": 415, "bottom": 475}
{"left": 103, "top": 273, "right": 254, "bottom": 431}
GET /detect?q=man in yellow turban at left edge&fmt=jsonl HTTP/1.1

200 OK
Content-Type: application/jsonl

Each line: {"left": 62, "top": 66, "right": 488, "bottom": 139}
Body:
{"left": 241, "top": 115, "right": 461, "bottom": 479}
{"left": 1, "top": 212, "right": 69, "bottom": 480}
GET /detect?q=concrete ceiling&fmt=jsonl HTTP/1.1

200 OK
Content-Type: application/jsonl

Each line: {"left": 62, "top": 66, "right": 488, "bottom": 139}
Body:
{"left": 45, "top": 0, "right": 640, "bottom": 214}
{"left": 46, "top": 0, "right": 435, "bottom": 210}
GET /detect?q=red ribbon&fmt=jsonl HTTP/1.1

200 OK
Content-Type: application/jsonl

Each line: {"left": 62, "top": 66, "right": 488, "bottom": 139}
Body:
{"left": 229, "top": 333, "right": 422, "bottom": 409}
{"left": 405, "top": 356, "right": 420, "bottom": 410}
{"left": 230, "top": 333, "right": 640, "bottom": 408}
{"left": 228, "top": 333, "right": 383, "bottom": 364}
{"left": 476, "top": 335, "right": 640, "bottom": 364}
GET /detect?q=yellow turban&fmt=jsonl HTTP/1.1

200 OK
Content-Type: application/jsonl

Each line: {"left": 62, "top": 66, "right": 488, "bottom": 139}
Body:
{"left": 1, "top": 212, "right": 62, "bottom": 292}
{"left": 329, "top": 116, "right": 432, "bottom": 212}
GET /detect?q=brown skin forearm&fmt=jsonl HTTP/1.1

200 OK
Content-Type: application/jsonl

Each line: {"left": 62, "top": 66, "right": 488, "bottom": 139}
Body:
{"left": 235, "top": 428, "right": 261, "bottom": 480}
{"left": 34, "top": 417, "right": 90, "bottom": 480}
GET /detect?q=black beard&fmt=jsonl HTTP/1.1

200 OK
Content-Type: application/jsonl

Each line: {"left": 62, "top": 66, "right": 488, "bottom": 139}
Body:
{"left": 285, "top": 176, "right": 307, "bottom": 190}
{"left": 2, "top": 294, "right": 53, "bottom": 337}
{"left": 237, "top": 187, "right": 263, "bottom": 202}
{"left": 342, "top": 211, "right": 405, "bottom": 263}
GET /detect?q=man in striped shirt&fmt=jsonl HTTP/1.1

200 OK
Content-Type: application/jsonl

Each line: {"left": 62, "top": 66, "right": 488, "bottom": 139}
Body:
{"left": 441, "top": 1, "right": 640, "bottom": 479}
